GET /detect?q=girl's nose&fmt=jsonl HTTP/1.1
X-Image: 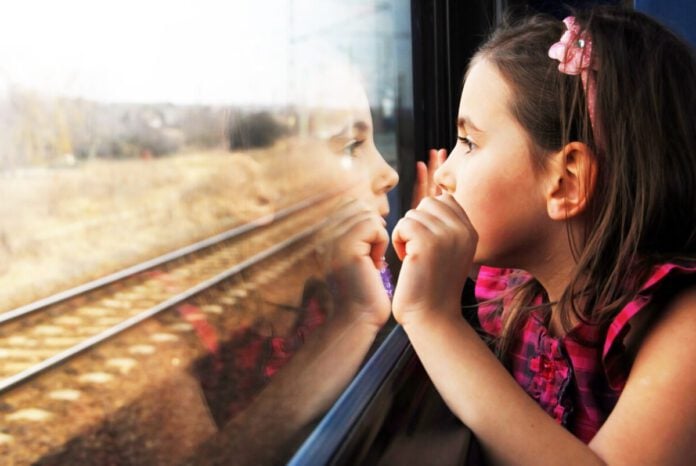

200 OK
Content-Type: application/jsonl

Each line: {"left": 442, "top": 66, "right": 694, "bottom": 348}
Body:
{"left": 373, "top": 160, "right": 399, "bottom": 195}
{"left": 434, "top": 163, "right": 455, "bottom": 194}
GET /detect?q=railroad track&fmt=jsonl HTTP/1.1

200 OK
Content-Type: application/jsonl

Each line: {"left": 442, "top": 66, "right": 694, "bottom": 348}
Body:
{"left": 1, "top": 189, "right": 363, "bottom": 464}
{"left": 0, "top": 189, "right": 351, "bottom": 394}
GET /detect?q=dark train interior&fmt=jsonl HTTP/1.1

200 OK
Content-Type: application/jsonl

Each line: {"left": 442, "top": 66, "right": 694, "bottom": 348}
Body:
{"left": 0, "top": 0, "right": 693, "bottom": 465}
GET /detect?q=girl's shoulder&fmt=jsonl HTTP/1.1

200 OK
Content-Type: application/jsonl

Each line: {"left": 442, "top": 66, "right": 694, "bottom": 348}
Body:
{"left": 605, "top": 261, "right": 696, "bottom": 351}
{"left": 597, "top": 271, "right": 696, "bottom": 462}
{"left": 603, "top": 260, "right": 696, "bottom": 388}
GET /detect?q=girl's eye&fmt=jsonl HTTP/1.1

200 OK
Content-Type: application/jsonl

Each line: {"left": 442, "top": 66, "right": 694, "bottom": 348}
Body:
{"left": 342, "top": 138, "right": 364, "bottom": 157}
{"left": 457, "top": 135, "right": 476, "bottom": 153}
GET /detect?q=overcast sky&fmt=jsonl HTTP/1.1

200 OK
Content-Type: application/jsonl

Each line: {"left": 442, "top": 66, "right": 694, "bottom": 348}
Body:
{"left": 0, "top": 0, "right": 295, "bottom": 105}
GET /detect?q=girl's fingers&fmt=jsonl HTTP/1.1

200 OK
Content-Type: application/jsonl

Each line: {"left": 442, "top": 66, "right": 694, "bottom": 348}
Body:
{"left": 328, "top": 209, "right": 373, "bottom": 238}
{"left": 413, "top": 194, "right": 469, "bottom": 231}
{"left": 404, "top": 207, "right": 448, "bottom": 235}
{"left": 435, "top": 193, "right": 476, "bottom": 230}
{"left": 367, "top": 220, "right": 390, "bottom": 268}
{"left": 413, "top": 148, "right": 448, "bottom": 208}
{"left": 392, "top": 235, "right": 406, "bottom": 261}
{"left": 392, "top": 207, "right": 446, "bottom": 260}
{"left": 427, "top": 149, "right": 437, "bottom": 197}
{"left": 393, "top": 193, "right": 478, "bottom": 263}
{"left": 326, "top": 207, "right": 390, "bottom": 269}
{"left": 324, "top": 199, "right": 375, "bottom": 234}
{"left": 392, "top": 215, "right": 427, "bottom": 261}
{"left": 411, "top": 161, "right": 428, "bottom": 208}
{"left": 438, "top": 148, "right": 447, "bottom": 164}
{"left": 427, "top": 148, "right": 447, "bottom": 197}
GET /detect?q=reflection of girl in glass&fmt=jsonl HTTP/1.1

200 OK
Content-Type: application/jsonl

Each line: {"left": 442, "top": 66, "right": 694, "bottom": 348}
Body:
{"left": 185, "top": 58, "right": 399, "bottom": 465}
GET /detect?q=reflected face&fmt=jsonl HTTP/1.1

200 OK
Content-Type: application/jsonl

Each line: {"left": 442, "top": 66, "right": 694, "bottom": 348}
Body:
{"left": 434, "top": 59, "right": 550, "bottom": 267}
{"left": 304, "top": 63, "right": 398, "bottom": 217}
{"left": 327, "top": 108, "right": 398, "bottom": 217}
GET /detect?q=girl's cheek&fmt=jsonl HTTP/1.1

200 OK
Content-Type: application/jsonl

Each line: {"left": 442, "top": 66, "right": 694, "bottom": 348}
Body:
{"left": 452, "top": 166, "right": 476, "bottom": 210}
{"left": 452, "top": 190, "right": 469, "bottom": 214}
{"left": 453, "top": 174, "right": 490, "bottom": 230}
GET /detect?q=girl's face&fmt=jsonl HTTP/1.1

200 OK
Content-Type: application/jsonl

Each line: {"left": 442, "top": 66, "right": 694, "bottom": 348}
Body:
{"left": 329, "top": 106, "right": 399, "bottom": 217}
{"left": 304, "top": 61, "right": 398, "bottom": 217}
{"left": 434, "top": 59, "right": 552, "bottom": 268}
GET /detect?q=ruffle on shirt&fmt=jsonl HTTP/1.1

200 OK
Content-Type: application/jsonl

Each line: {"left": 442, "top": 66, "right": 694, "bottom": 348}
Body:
{"left": 475, "top": 265, "right": 534, "bottom": 337}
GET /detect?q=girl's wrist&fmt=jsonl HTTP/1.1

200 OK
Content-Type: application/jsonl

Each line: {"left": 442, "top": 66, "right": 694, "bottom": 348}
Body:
{"left": 395, "top": 300, "right": 463, "bottom": 330}
{"left": 334, "top": 300, "right": 391, "bottom": 333}
{"left": 400, "top": 311, "right": 472, "bottom": 360}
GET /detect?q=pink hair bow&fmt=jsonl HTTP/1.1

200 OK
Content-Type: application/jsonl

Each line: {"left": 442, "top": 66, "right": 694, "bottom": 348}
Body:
{"left": 548, "top": 16, "right": 601, "bottom": 149}
{"left": 548, "top": 16, "right": 593, "bottom": 75}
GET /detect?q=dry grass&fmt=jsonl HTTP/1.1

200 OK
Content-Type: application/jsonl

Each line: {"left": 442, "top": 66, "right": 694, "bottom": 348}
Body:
{"left": 0, "top": 139, "right": 347, "bottom": 311}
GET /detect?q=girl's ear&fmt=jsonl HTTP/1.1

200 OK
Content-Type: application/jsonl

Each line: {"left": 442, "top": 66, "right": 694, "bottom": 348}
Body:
{"left": 545, "top": 142, "right": 597, "bottom": 220}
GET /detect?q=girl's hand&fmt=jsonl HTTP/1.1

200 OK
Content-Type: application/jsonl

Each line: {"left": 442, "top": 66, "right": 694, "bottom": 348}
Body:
{"left": 391, "top": 194, "right": 477, "bottom": 326}
{"left": 321, "top": 203, "right": 392, "bottom": 329}
{"left": 411, "top": 148, "right": 447, "bottom": 208}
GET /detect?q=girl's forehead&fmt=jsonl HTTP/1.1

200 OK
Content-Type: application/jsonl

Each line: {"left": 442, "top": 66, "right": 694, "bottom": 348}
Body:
{"left": 309, "top": 107, "right": 372, "bottom": 140}
{"left": 301, "top": 61, "right": 373, "bottom": 140}
{"left": 458, "top": 60, "right": 512, "bottom": 130}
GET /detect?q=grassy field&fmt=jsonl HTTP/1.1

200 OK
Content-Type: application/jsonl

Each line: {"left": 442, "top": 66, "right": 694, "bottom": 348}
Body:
{"left": 0, "top": 140, "right": 347, "bottom": 311}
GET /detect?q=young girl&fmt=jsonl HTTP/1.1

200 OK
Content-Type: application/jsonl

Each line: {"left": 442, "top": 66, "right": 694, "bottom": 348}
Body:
{"left": 390, "top": 6, "right": 696, "bottom": 464}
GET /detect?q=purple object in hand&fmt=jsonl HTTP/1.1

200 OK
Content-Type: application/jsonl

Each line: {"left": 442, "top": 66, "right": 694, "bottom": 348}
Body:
{"left": 380, "top": 261, "right": 394, "bottom": 299}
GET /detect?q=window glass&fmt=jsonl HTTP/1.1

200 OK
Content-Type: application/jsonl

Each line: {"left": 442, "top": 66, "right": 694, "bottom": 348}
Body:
{"left": 0, "top": 1, "right": 411, "bottom": 464}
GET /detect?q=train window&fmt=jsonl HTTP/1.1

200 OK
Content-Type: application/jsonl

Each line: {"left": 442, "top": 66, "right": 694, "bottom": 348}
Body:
{"left": 0, "top": 1, "right": 411, "bottom": 465}
{"left": 635, "top": 0, "right": 696, "bottom": 46}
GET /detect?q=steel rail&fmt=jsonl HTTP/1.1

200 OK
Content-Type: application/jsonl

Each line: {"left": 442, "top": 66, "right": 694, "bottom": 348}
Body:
{"left": 0, "top": 216, "right": 330, "bottom": 394}
{"left": 0, "top": 190, "right": 335, "bottom": 325}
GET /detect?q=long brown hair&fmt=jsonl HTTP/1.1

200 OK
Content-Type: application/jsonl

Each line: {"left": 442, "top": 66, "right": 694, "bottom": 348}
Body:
{"left": 472, "top": 7, "right": 696, "bottom": 360}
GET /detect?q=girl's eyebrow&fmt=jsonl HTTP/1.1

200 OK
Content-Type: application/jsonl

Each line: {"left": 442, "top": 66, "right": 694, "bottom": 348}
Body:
{"left": 329, "top": 124, "right": 352, "bottom": 140}
{"left": 457, "top": 116, "right": 483, "bottom": 133}
{"left": 330, "top": 121, "right": 370, "bottom": 140}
